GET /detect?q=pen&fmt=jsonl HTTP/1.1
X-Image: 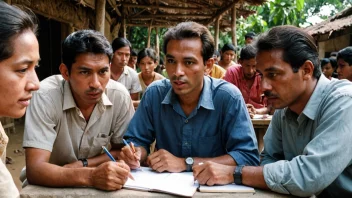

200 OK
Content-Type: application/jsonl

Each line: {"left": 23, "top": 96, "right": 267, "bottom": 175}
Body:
{"left": 102, "top": 146, "right": 135, "bottom": 181}
{"left": 122, "top": 139, "right": 136, "bottom": 153}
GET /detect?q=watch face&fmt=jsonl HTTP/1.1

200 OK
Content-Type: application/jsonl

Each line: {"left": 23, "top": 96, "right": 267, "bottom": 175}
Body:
{"left": 186, "top": 157, "right": 194, "bottom": 165}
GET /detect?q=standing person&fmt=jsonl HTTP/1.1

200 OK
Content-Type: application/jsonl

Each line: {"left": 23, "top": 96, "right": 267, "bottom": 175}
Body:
{"left": 218, "top": 43, "right": 240, "bottom": 71}
{"left": 224, "top": 45, "right": 270, "bottom": 115}
{"left": 110, "top": 38, "right": 141, "bottom": 107}
{"left": 320, "top": 58, "right": 336, "bottom": 80}
{"left": 23, "top": 30, "right": 134, "bottom": 190}
{"left": 137, "top": 48, "right": 165, "bottom": 98}
{"left": 244, "top": 32, "right": 256, "bottom": 45}
{"left": 119, "top": 22, "right": 259, "bottom": 173}
{"left": 127, "top": 50, "right": 138, "bottom": 70}
{"left": 337, "top": 46, "right": 352, "bottom": 81}
{"left": 193, "top": 25, "right": 352, "bottom": 198}
{"left": 0, "top": 2, "right": 40, "bottom": 197}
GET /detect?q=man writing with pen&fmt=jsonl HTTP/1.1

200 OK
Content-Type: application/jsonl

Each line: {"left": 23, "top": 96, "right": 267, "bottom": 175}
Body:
{"left": 119, "top": 22, "right": 259, "bottom": 172}
{"left": 22, "top": 30, "right": 135, "bottom": 190}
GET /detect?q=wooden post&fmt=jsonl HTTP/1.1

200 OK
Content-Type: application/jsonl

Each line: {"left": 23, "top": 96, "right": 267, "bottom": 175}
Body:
{"left": 95, "top": 0, "right": 106, "bottom": 34}
{"left": 147, "top": 25, "right": 152, "bottom": 48}
{"left": 5, "top": 0, "right": 11, "bottom": 4}
{"left": 231, "top": 6, "right": 237, "bottom": 62}
{"left": 214, "top": 17, "right": 220, "bottom": 51}
{"left": 155, "top": 27, "right": 160, "bottom": 58}
{"left": 121, "top": 7, "right": 127, "bottom": 38}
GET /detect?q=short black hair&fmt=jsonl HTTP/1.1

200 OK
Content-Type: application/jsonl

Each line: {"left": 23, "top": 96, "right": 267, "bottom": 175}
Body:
{"left": 111, "top": 37, "right": 131, "bottom": 53}
{"left": 62, "top": 29, "right": 113, "bottom": 73}
{"left": 131, "top": 49, "right": 137, "bottom": 57}
{"left": 221, "top": 43, "right": 236, "bottom": 53}
{"left": 0, "top": 1, "right": 38, "bottom": 61}
{"left": 329, "top": 57, "right": 337, "bottom": 69}
{"left": 240, "top": 45, "right": 257, "bottom": 60}
{"left": 245, "top": 32, "right": 256, "bottom": 39}
{"left": 137, "top": 48, "right": 158, "bottom": 64}
{"left": 320, "top": 58, "right": 331, "bottom": 68}
{"left": 255, "top": 25, "right": 321, "bottom": 79}
{"left": 337, "top": 46, "right": 352, "bottom": 66}
{"left": 163, "top": 21, "right": 214, "bottom": 64}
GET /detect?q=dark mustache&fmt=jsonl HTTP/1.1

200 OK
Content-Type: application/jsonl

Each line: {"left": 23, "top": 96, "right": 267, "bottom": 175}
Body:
{"left": 86, "top": 88, "right": 103, "bottom": 94}
{"left": 264, "top": 91, "right": 278, "bottom": 98}
{"left": 171, "top": 76, "right": 187, "bottom": 82}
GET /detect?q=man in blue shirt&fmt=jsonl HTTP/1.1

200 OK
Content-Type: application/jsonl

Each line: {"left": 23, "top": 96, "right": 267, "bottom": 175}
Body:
{"left": 193, "top": 25, "right": 352, "bottom": 197}
{"left": 119, "top": 22, "right": 259, "bottom": 173}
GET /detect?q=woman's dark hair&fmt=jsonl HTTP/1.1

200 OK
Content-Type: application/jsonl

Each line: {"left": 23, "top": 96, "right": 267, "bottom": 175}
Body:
{"left": 255, "top": 25, "right": 321, "bottom": 79}
{"left": 137, "top": 48, "right": 158, "bottom": 64}
{"left": 337, "top": 46, "right": 352, "bottom": 66}
{"left": 163, "top": 21, "right": 214, "bottom": 64}
{"left": 0, "top": 1, "right": 38, "bottom": 61}
{"left": 320, "top": 58, "right": 331, "bottom": 68}
{"left": 62, "top": 29, "right": 113, "bottom": 73}
{"left": 111, "top": 37, "right": 131, "bottom": 53}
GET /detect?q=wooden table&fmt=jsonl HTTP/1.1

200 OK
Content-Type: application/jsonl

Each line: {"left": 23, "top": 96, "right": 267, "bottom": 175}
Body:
{"left": 251, "top": 115, "right": 272, "bottom": 152}
{"left": 20, "top": 184, "right": 295, "bottom": 198}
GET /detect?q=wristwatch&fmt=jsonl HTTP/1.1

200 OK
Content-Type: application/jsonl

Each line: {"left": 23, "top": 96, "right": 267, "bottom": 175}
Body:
{"left": 233, "top": 165, "right": 245, "bottom": 185}
{"left": 79, "top": 159, "right": 88, "bottom": 167}
{"left": 185, "top": 157, "right": 194, "bottom": 171}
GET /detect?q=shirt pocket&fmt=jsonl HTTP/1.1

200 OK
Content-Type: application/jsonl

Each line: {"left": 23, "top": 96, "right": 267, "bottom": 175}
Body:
{"left": 88, "top": 133, "right": 112, "bottom": 158}
{"left": 197, "top": 133, "right": 223, "bottom": 157}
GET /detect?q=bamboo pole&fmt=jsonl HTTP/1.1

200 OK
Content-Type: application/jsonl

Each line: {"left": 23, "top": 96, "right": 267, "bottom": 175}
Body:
{"left": 214, "top": 17, "right": 220, "bottom": 51}
{"left": 95, "top": 0, "right": 105, "bottom": 34}
{"left": 231, "top": 6, "right": 237, "bottom": 62}
{"left": 155, "top": 27, "right": 160, "bottom": 58}
{"left": 147, "top": 25, "right": 152, "bottom": 48}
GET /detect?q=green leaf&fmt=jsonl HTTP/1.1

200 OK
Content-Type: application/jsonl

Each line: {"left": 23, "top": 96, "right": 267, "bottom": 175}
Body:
{"left": 296, "top": 0, "right": 304, "bottom": 11}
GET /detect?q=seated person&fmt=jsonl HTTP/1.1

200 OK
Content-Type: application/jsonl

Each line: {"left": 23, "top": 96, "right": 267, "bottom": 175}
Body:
{"left": 193, "top": 25, "right": 352, "bottom": 198}
{"left": 0, "top": 2, "right": 40, "bottom": 196}
{"left": 137, "top": 48, "right": 165, "bottom": 98}
{"left": 320, "top": 58, "right": 337, "bottom": 80}
{"left": 218, "top": 43, "right": 240, "bottom": 71}
{"left": 337, "top": 46, "right": 352, "bottom": 81}
{"left": 119, "top": 22, "right": 259, "bottom": 173}
{"left": 23, "top": 30, "right": 135, "bottom": 191}
{"left": 110, "top": 38, "right": 142, "bottom": 108}
{"left": 224, "top": 45, "right": 271, "bottom": 115}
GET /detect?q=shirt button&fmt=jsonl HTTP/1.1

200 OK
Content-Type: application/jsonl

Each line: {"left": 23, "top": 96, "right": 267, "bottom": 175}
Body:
{"left": 185, "top": 119, "right": 188, "bottom": 123}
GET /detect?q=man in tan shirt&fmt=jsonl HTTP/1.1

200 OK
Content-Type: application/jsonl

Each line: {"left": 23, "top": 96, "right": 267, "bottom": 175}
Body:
{"left": 23, "top": 30, "right": 134, "bottom": 191}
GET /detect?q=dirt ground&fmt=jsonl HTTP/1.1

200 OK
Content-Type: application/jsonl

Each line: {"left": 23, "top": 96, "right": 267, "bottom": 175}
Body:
{"left": 5, "top": 119, "right": 26, "bottom": 191}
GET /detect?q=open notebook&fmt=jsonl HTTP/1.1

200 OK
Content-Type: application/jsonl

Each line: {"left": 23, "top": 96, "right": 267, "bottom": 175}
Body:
{"left": 124, "top": 167, "right": 198, "bottom": 197}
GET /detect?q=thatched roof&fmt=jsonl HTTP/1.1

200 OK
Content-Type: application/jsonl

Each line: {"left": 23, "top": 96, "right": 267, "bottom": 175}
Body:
{"left": 101, "top": 0, "right": 266, "bottom": 28}
{"left": 306, "top": 6, "right": 352, "bottom": 37}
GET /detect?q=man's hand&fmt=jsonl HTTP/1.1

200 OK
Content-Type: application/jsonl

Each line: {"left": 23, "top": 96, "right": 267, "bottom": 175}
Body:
{"left": 119, "top": 143, "right": 141, "bottom": 169}
{"left": 91, "top": 160, "right": 130, "bottom": 191}
{"left": 246, "top": 104, "right": 256, "bottom": 118}
{"left": 193, "top": 161, "right": 235, "bottom": 186}
{"left": 146, "top": 149, "right": 186, "bottom": 173}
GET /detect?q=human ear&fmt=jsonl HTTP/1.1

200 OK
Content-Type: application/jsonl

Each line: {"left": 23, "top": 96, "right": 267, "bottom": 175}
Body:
{"left": 59, "top": 63, "right": 70, "bottom": 81}
{"left": 301, "top": 60, "right": 314, "bottom": 80}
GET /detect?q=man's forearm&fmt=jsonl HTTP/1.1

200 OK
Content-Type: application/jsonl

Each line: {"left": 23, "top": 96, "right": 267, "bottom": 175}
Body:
{"left": 194, "top": 154, "right": 236, "bottom": 167}
{"left": 242, "top": 166, "right": 270, "bottom": 190}
{"left": 27, "top": 163, "right": 94, "bottom": 187}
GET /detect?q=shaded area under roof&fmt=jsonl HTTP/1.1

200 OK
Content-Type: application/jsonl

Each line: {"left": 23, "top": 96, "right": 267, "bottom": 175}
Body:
{"left": 306, "top": 6, "right": 352, "bottom": 37}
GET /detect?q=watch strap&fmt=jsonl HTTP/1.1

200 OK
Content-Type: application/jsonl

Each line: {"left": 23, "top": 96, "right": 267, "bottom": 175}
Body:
{"left": 233, "top": 165, "right": 245, "bottom": 185}
{"left": 79, "top": 159, "right": 88, "bottom": 167}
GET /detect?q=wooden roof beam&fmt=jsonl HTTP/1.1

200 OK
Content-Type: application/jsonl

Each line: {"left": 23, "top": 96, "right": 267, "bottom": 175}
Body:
{"left": 133, "top": 14, "right": 211, "bottom": 19}
{"left": 205, "top": 0, "right": 240, "bottom": 26}
{"left": 122, "top": 3, "right": 218, "bottom": 11}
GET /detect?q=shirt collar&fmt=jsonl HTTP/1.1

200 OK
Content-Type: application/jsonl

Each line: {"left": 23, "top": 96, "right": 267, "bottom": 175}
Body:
{"left": 123, "top": 66, "right": 129, "bottom": 75}
{"left": 62, "top": 80, "right": 113, "bottom": 111}
{"left": 162, "top": 76, "right": 215, "bottom": 110}
{"left": 302, "top": 74, "right": 330, "bottom": 120}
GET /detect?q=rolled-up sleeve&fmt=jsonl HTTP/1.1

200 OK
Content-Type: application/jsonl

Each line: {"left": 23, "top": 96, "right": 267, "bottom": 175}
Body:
{"left": 224, "top": 94, "right": 259, "bottom": 166}
{"left": 262, "top": 95, "right": 352, "bottom": 197}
